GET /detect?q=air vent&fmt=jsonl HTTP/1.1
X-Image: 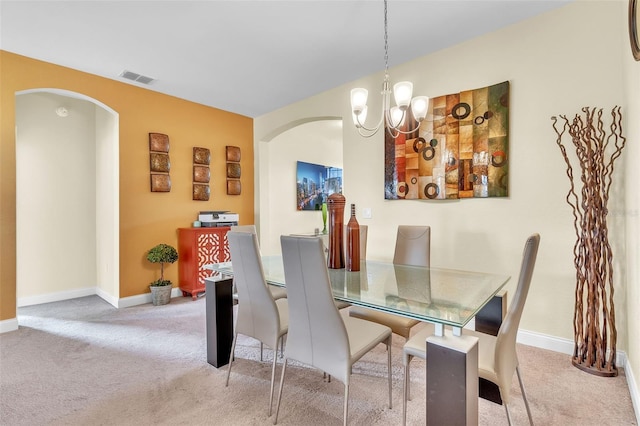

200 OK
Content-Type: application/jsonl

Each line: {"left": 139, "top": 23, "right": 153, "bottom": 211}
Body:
{"left": 119, "top": 70, "right": 155, "bottom": 85}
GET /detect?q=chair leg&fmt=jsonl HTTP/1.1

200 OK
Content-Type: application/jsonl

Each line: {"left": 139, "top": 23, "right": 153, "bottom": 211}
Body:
{"left": 225, "top": 333, "right": 238, "bottom": 387}
{"left": 516, "top": 365, "right": 534, "bottom": 425}
{"left": 273, "top": 358, "right": 288, "bottom": 424}
{"left": 280, "top": 336, "right": 284, "bottom": 358}
{"left": 505, "top": 402, "right": 514, "bottom": 426}
{"left": 343, "top": 383, "right": 350, "bottom": 426}
{"left": 387, "top": 338, "right": 392, "bottom": 409}
{"left": 268, "top": 341, "right": 279, "bottom": 417}
{"left": 403, "top": 354, "right": 413, "bottom": 426}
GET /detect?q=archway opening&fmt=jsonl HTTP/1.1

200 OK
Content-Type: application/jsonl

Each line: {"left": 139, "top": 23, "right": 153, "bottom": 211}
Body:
{"left": 15, "top": 89, "right": 119, "bottom": 312}
{"left": 257, "top": 118, "right": 343, "bottom": 254}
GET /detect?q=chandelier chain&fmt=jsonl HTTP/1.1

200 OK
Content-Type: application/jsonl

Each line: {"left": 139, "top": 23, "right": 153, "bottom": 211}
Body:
{"left": 383, "top": 0, "right": 389, "bottom": 75}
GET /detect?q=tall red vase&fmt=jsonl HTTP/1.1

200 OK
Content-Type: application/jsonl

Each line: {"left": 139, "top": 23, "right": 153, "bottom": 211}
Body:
{"left": 327, "top": 193, "right": 346, "bottom": 269}
{"left": 346, "top": 203, "right": 360, "bottom": 271}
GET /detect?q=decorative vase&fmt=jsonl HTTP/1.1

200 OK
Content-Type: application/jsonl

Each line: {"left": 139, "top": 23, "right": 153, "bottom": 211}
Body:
{"left": 551, "top": 106, "right": 625, "bottom": 377}
{"left": 150, "top": 285, "right": 172, "bottom": 306}
{"left": 346, "top": 203, "right": 360, "bottom": 272}
{"left": 327, "top": 193, "right": 346, "bottom": 269}
{"left": 321, "top": 202, "right": 328, "bottom": 234}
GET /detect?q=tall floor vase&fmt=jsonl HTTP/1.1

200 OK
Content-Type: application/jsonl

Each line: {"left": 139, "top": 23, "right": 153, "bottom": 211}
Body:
{"left": 551, "top": 106, "right": 625, "bottom": 377}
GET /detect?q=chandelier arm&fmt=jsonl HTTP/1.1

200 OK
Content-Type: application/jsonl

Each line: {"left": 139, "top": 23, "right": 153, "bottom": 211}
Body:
{"left": 354, "top": 90, "right": 387, "bottom": 134}
{"left": 385, "top": 124, "right": 401, "bottom": 139}
{"left": 355, "top": 113, "right": 385, "bottom": 134}
{"left": 357, "top": 126, "right": 382, "bottom": 138}
{"left": 393, "top": 123, "right": 422, "bottom": 136}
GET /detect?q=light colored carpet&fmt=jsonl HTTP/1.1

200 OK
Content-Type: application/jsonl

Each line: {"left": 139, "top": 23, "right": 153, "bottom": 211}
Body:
{"left": 0, "top": 295, "right": 636, "bottom": 425}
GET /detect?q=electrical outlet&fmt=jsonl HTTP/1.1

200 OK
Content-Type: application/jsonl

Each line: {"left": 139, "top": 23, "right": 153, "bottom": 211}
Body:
{"left": 362, "top": 207, "right": 372, "bottom": 219}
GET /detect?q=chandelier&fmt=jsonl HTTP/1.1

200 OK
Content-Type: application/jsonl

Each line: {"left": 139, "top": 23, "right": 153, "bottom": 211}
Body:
{"left": 350, "top": 0, "right": 429, "bottom": 138}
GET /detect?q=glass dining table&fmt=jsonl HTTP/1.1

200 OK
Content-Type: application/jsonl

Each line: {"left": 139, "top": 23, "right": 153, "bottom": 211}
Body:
{"left": 204, "top": 256, "right": 510, "bottom": 425}
{"left": 209, "top": 256, "right": 509, "bottom": 335}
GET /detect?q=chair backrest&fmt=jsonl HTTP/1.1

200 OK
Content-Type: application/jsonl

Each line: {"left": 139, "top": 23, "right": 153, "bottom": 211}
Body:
{"left": 393, "top": 225, "right": 431, "bottom": 267}
{"left": 227, "top": 231, "right": 280, "bottom": 346}
{"left": 344, "top": 224, "right": 368, "bottom": 259}
{"left": 230, "top": 224, "right": 257, "bottom": 234}
{"left": 280, "top": 235, "right": 351, "bottom": 383}
{"left": 494, "top": 233, "right": 540, "bottom": 402}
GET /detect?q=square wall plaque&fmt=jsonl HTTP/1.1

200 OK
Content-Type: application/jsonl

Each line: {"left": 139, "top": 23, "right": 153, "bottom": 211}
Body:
{"left": 193, "top": 165, "right": 211, "bottom": 183}
{"left": 150, "top": 152, "right": 170, "bottom": 173}
{"left": 149, "top": 133, "right": 170, "bottom": 152}
{"left": 150, "top": 174, "right": 171, "bottom": 192}
{"left": 193, "top": 183, "right": 210, "bottom": 201}
{"left": 193, "top": 147, "right": 211, "bottom": 165}
{"left": 227, "top": 179, "right": 241, "bottom": 195}
{"left": 226, "top": 146, "right": 241, "bottom": 162}
{"left": 226, "top": 162, "right": 241, "bottom": 179}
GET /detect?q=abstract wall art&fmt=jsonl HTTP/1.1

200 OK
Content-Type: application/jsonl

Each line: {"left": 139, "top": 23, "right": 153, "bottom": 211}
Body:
{"left": 149, "top": 132, "right": 171, "bottom": 192}
{"left": 384, "top": 81, "right": 509, "bottom": 200}
{"left": 192, "top": 147, "right": 210, "bottom": 200}
{"left": 226, "top": 145, "right": 241, "bottom": 195}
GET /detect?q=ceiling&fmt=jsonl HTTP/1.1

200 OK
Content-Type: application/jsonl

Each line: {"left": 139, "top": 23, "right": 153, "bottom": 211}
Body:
{"left": 0, "top": 0, "right": 573, "bottom": 118}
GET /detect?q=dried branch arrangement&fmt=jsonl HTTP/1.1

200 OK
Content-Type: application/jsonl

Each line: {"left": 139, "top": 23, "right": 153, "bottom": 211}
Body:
{"left": 551, "top": 106, "right": 625, "bottom": 377}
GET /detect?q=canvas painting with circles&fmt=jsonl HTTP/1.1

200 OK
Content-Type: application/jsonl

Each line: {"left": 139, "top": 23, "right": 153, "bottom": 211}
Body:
{"left": 384, "top": 81, "right": 509, "bottom": 200}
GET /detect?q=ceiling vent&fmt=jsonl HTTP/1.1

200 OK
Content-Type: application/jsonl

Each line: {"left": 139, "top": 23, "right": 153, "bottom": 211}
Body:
{"left": 119, "top": 70, "right": 155, "bottom": 85}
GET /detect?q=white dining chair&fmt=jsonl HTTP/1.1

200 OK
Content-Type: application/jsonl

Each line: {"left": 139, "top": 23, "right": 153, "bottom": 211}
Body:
{"left": 230, "top": 225, "right": 287, "bottom": 360}
{"left": 349, "top": 225, "right": 430, "bottom": 341}
{"left": 401, "top": 233, "right": 540, "bottom": 426}
{"left": 274, "top": 235, "right": 392, "bottom": 426}
{"left": 230, "top": 224, "right": 287, "bottom": 301}
{"left": 225, "top": 231, "right": 289, "bottom": 417}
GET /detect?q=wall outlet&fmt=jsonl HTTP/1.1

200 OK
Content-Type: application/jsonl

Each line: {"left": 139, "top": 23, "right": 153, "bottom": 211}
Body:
{"left": 362, "top": 207, "right": 372, "bottom": 219}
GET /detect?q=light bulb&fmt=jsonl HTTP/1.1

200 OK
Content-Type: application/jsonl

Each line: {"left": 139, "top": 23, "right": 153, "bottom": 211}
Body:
{"left": 393, "top": 81, "right": 413, "bottom": 110}
{"left": 411, "top": 96, "right": 429, "bottom": 122}
{"left": 389, "top": 106, "right": 405, "bottom": 128}
{"left": 350, "top": 88, "right": 368, "bottom": 114}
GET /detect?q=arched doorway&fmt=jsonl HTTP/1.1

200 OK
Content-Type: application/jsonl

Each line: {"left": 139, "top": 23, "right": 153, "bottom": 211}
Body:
{"left": 15, "top": 89, "right": 119, "bottom": 310}
{"left": 257, "top": 118, "right": 343, "bottom": 254}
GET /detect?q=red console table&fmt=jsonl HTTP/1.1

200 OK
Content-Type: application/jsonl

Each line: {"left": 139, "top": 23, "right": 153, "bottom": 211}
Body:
{"left": 178, "top": 227, "right": 231, "bottom": 300}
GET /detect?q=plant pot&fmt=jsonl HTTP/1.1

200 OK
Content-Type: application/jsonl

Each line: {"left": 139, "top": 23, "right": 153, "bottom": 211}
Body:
{"left": 150, "top": 285, "right": 172, "bottom": 306}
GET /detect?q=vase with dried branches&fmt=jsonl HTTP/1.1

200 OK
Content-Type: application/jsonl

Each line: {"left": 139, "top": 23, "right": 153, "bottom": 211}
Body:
{"left": 551, "top": 106, "right": 625, "bottom": 377}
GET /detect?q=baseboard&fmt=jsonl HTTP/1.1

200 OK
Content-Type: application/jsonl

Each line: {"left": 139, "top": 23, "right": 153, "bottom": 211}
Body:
{"left": 517, "top": 328, "right": 626, "bottom": 368}
{"left": 117, "top": 287, "right": 182, "bottom": 309}
{"left": 0, "top": 318, "right": 19, "bottom": 333}
{"left": 96, "top": 287, "right": 119, "bottom": 308}
{"left": 625, "top": 360, "right": 640, "bottom": 424}
{"left": 17, "top": 287, "right": 97, "bottom": 308}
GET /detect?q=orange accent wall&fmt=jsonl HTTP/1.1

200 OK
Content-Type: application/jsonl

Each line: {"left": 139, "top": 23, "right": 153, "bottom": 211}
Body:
{"left": 0, "top": 51, "right": 254, "bottom": 319}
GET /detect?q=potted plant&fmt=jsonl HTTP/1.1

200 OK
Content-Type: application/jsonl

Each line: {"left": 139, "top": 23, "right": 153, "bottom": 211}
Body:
{"left": 146, "top": 243, "right": 179, "bottom": 306}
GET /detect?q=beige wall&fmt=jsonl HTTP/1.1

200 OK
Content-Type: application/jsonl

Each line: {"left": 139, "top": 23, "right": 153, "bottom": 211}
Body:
{"left": 255, "top": 0, "right": 638, "bottom": 403}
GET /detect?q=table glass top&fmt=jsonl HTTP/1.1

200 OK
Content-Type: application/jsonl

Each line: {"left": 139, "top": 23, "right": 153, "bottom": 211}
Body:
{"left": 206, "top": 257, "right": 510, "bottom": 329}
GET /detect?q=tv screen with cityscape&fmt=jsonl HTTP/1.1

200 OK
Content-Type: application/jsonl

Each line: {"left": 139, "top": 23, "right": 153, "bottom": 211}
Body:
{"left": 296, "top": 161, "right": 343, "bottom": 211}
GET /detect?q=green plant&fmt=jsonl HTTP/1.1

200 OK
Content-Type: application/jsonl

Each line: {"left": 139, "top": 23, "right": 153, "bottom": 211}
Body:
{"left": 146, "top": 243, "right": 178, "bottom": 286}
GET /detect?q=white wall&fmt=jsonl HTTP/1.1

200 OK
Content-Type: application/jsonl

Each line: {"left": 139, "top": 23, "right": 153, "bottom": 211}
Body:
{"left": 95, "top": 105, "right": 120, "bottom": 302}
{"left": 16, "top": 92, "right": 97, "bottom": 302}
{"left": 258, "top": 119, "right": 343, "bottom": 255}
{"left": 255, "top": 1, "right": 627, "bottom": 348}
